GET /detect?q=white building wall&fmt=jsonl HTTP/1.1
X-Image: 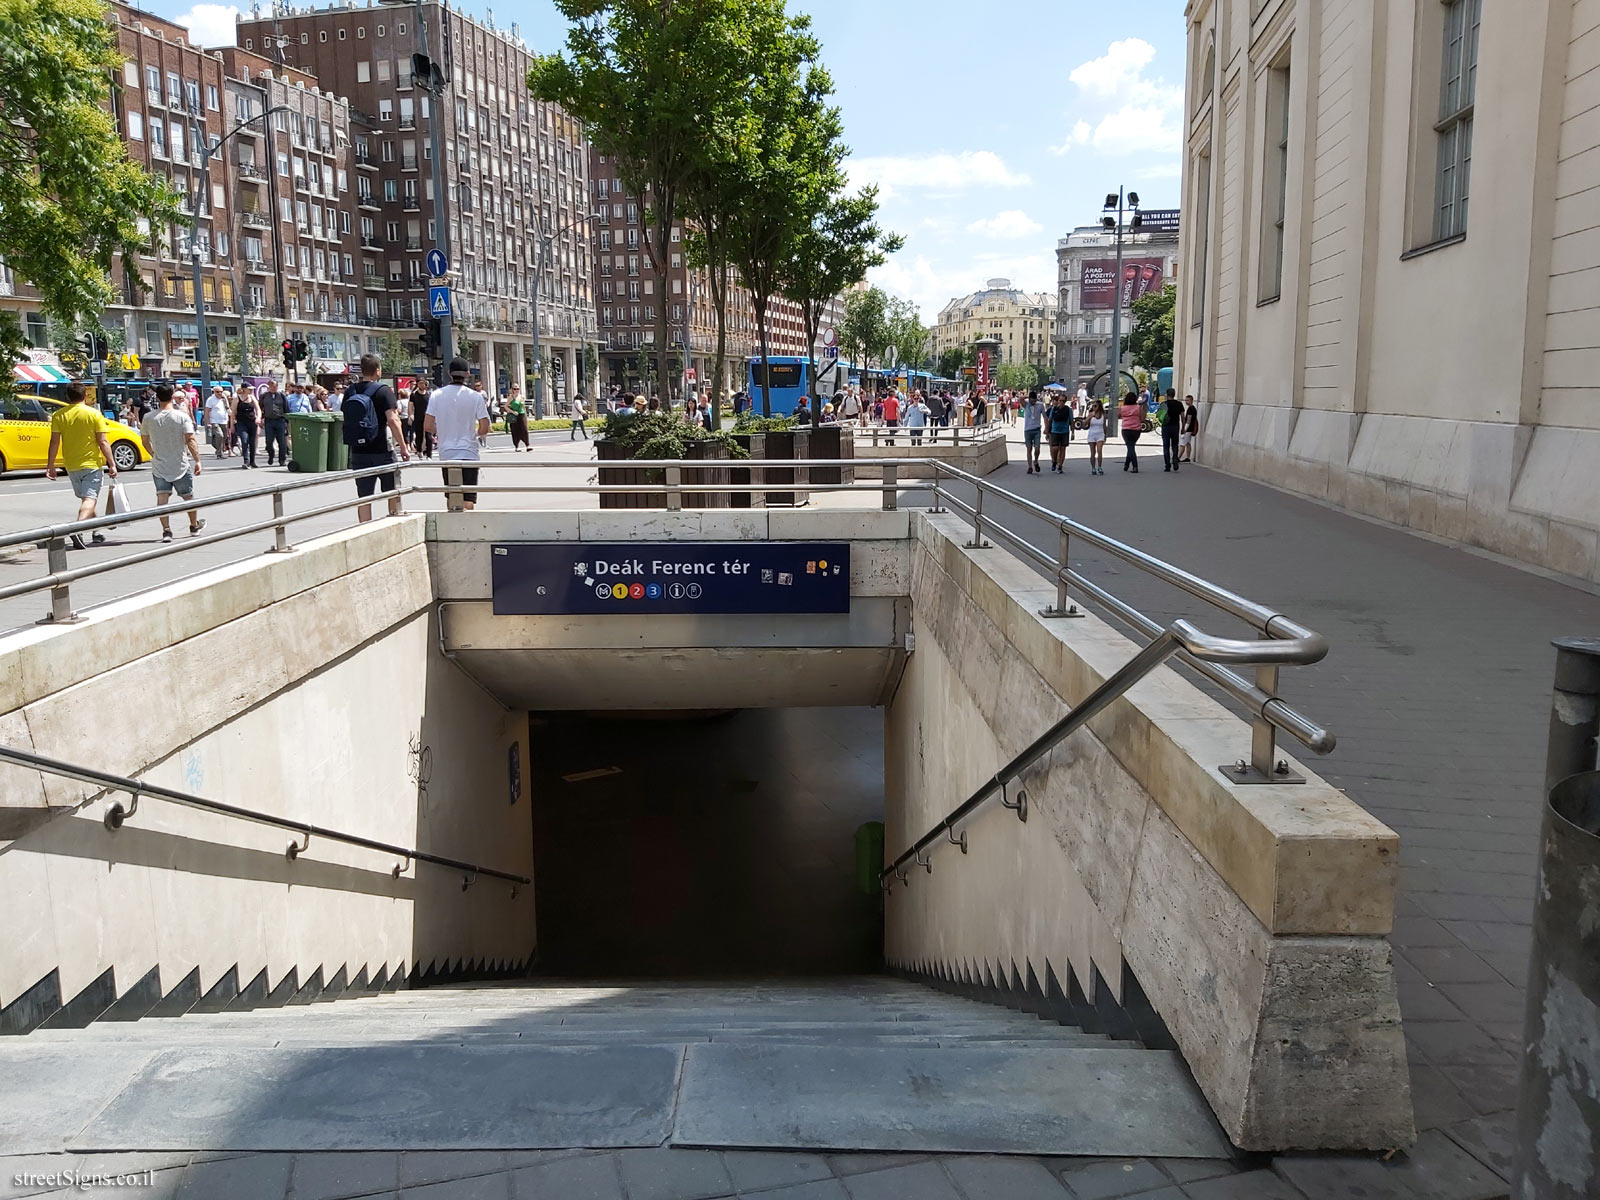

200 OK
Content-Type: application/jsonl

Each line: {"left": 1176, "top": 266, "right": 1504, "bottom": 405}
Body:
{"left": 1177, "top": 0, "right": 1600, "bottom": 583}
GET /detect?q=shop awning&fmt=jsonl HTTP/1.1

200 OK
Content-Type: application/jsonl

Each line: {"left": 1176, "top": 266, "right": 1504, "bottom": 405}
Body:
{"left": 12, "top": 362, "right": 71, "bottom": 384}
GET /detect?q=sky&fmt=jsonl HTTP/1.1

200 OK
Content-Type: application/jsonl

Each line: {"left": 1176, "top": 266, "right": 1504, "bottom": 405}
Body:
{"left": 151, "top": 1, "right": 1189, "bottom": 321}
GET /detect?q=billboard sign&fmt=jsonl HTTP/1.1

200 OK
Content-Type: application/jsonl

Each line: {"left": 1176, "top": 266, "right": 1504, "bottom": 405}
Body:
{"left": 1139, "top": 209, "right": 1181, "bottom": 233}
{"left": 976, "top": 347, "right": 992, "bottom": 388}
{"left": 1080, "top": 258, "right": 1166, "bottom": 310}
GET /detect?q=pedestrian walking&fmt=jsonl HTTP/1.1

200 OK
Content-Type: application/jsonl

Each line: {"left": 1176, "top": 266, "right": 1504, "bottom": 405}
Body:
{"left": 1119, "top": 391, "right": 1144, "bottom": 472}
{"left": 570, "top": 393, "right": 589, "bottom": 440}
{"left": 424, "top": 356, "right": 490, "bottom": 513}
{"left": 1021, "top": 390, "right": 1045, "bottom": 473}
{"left": 412, "top": 381, "right": 433, "bottom": 458}
{"left": 286, "top": 382, "right": 313, "bottom": 415}
{"left": 905, "top": 392, "right": 930, "bottom": 446}
{"left": 1047, "top": 394, "right": 1074, "bottom": 473}
{"left": 839, "top": 388, "right": 861, "bottom": 425}
{"left": 259, "top": 379, "right": 289, "bottom": 467}
{"left": 139, "top": 384, "right": 207, "bottom": 542}
{"left": 508, "top": 389, "right": 530, "bottom": 450}
{"left": 44, "top": 382, "right": 118, "bottom": 546}
{"left": 202, "top": 385, "right": 231, "bottom": 459}
{"left": 1180, "top": 395, "right": 1199, "bottom": 462}
{"left": 1085, "top": 400, "right": 1107, "bottom": 475}
{"left": 1160, "top": 388, "right": 1182, "bottom": 472}
{"left": 881, "top": 389, "right": 900, "bottom": 445}
{"left": 343, "top": 353, "right": 411, "bottom": 522}
{"left": 231, "top": 386, "right": 260, "bottom": 468}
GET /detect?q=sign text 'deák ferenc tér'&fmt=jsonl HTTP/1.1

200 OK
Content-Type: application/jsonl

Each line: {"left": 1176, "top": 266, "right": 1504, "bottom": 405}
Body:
{"left": 490, "top": 543, "right": 851, "bottom": 615}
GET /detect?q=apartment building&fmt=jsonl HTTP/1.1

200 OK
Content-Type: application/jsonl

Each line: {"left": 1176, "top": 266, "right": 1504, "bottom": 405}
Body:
{"left": 1054, "top": 220, "right": 1180, "bottom": 387}
{"left": 239, "top": 1, "right": 597, "bottom": 400}
{"left": 932, "top": 280, "right": 1057, "bottom": 370}
{"left": 1178, "top": 0, "right": 1600, "bottom": 582}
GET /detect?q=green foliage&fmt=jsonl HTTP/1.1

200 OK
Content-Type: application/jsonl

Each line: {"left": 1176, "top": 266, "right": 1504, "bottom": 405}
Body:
{"left": 376, "top": 328, "right": 418, "bottom": 376}
{"left": 731, "top": 413, "right": 795, "bottom": 433}
{"left": 883, "top": 296, "right": 930, "bottom": 371}
{"left": 0, "top": 0, "right": 180, "bottom": 326}
{"left": 454, "top": 332, "right": 477, "bottom": 362}
{"left": 839, "top": 286, "right": 890, "bottom": 374}
{"left": 995, "top": 363, "right": 1045, "bottom": 392}
{"left": 1123, "top": 281, "right": 1176, "bottom": 370}
{"left": 599, "top": 409, "right": 748, "bottom": 461}
{"left": 935, "top": 347, "right": 967, "bottom": 379}
{"left": 581, "top": 344, "right": 600, "bottom": 391}
{"left": 0, "top": 312, "right": 31, "bottom": 401}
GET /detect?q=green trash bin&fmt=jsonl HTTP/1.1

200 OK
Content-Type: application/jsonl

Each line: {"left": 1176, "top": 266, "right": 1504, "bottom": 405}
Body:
{"left": 286, "top": 412, "right": 331, "bottom": 473}
{"left": 325, "top": 410, "right": 348, "bottom": 471}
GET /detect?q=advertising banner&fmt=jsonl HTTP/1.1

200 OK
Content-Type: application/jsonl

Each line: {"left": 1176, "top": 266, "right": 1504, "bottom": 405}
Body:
{"left": 977, "top": 348, "right": 991, "bottom": 389}
{"left": 1080, "top": 258, "right": 1166, "bottom": 310}
{"left": 491, "top": 542, "right": 852, "bottom": 615}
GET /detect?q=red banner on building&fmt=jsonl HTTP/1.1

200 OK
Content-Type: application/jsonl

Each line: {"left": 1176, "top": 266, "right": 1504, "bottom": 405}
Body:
{"left": 1080, "top": 257, "right": 1166, "bottom": 310}
{"left": 977, "top": 347, "right": 992, "bottom": 388}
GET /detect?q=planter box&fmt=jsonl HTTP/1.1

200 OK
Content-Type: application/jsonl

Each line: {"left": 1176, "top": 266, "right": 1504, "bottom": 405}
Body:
{"left": 807, "top": 424, "right": 854, "bottom": 487}
{"left": 729, "top": 434, "right": 767, "bottom": 509}
{"left": 761, "top": 430, "right": 810, "bottom": 507}
{"left": 596, "top": 440, "right": 732, "bottom": 509}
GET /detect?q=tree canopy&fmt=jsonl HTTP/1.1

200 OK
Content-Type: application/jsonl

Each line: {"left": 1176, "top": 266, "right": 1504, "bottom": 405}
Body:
{"left": 1123, "top": 281, "right": 1176, "bottom": 370}
{"left": 839, "top": 286, "right": 890, "bottom": 379}
{"left": 0, "top": 0, "right": 179, "bottom": 328}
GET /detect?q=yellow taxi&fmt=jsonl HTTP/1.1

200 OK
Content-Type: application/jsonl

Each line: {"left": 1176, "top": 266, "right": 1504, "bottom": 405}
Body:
{"left": 0, "top": 392, "right": 150, "bottom": 477}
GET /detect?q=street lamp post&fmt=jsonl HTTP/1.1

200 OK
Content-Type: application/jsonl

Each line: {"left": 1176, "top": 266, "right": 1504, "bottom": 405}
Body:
{"left": 1101, "top": 187, "right": 1142, "bottom": 401}
{"left": 189, "top": 104, "right": 291, "bottom": 398}
{"left": 413, "top": 0, "right": 452, "bottom": 376}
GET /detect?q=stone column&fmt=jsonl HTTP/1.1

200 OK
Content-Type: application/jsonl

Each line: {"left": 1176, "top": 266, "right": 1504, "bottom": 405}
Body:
{"left": 477, "top": 337, "right": 495, "bottom": 397}
{"left": 562, "top": 346, "right": 578, "bottom": 404}
{"left": 511, "top": 341, "right": 528, "bottom": 405}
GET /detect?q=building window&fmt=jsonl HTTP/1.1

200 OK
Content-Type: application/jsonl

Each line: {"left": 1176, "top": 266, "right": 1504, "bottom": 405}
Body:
{"left": 1259, "top": 63, "right": 1291, "bottom": 302}
{"left": 357, "top": 61, "right": 371, "bottom": 82}
{"left": 127, "top": 111, "right": 143, "bottom": 140}
{"left": 1435, "top": 0, "right": 1480, "bottom": 241}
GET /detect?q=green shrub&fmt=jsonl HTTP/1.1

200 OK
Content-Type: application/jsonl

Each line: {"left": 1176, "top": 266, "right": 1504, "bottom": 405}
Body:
{"left": 599, "top": 410, "right": 747, "bottom": 461}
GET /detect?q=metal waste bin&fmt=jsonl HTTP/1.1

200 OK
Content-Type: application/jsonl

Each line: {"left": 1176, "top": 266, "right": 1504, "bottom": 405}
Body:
{"left": 1513, "top": 638, "right": 1600, "bottom": 1200}
{"left": 325, "top": 410, "right": 348, "bottom": 471}
{"left": 285, "top": 412, "right": 330, "bottom": 473}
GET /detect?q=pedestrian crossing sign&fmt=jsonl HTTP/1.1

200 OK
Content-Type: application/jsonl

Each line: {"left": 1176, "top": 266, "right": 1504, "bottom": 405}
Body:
{"left": 428, "top": 286, "right": 451, "bottom": 319}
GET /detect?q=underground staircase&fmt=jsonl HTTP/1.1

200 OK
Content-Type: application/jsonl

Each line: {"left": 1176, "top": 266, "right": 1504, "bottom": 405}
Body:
{"left": 3, "top": 976, "right": 1229, "bottom": 1158}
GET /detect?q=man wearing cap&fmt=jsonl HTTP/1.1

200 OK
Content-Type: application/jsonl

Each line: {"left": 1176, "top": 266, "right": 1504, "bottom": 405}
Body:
{"left": 424, "top": 357, "right": 490, "bottom": 512}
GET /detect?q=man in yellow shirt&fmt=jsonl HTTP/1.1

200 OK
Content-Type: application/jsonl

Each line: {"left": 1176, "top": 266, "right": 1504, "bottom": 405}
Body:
{"left": 46, "top": 382, "right": 118, "bottom": 547}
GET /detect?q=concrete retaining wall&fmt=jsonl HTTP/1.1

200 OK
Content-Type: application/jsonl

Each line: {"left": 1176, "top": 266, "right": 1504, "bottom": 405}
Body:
{"left": 0, "top": 520, "right": 534, "bottom": 1024}
{"left": 851, "top": 428, "right": 1008, "bottom": 480}
{"left": 883, "top": 513, "right": 1414, "bottom": 1151}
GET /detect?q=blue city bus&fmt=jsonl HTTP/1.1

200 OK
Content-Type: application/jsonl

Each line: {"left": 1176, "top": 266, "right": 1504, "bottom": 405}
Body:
{"left": 746, "top": 356, "right": 811, "bottom": 416}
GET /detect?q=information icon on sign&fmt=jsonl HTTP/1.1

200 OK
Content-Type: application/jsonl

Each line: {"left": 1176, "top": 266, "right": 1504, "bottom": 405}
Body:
{"left": 669, "top": 583, "right": 686, "bottom": 600}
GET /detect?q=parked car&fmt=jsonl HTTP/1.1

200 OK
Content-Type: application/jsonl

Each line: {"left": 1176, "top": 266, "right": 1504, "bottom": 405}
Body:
{"left": 0, "top": 392, "right": 150, "bottom": 476}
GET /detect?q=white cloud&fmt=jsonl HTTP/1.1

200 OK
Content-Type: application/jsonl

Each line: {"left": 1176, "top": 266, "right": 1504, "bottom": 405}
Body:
{"left": 966, "top": 210, "right": 1044, "bottom": 240}
{"left": 1051, "top": 38, "right": 1183, "bottom": 160}
{"left": 871, "top": 250, "right": 1056, "bottom": 322}
{"left": 174, "top": 4, "right": 240, "bottom": 49}
{"left": 846, "top": 150, "right": 1031, "bottom": 200}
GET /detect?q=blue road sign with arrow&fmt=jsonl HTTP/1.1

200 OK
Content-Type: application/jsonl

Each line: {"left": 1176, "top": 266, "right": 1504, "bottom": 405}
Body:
{"left": 429, "top": 286, "right": 452, "bottom": 318}
{"left": 426, "top": 248, "right": 449, "bottom": 277}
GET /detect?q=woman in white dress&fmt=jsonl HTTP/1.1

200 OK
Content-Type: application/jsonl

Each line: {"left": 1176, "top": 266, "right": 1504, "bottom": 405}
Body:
{"left": 1085, "top": 400, "right": 1108, "bottom": 475}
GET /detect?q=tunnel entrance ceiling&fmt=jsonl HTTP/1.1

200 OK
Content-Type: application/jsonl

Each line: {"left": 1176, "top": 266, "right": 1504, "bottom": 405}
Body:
{"left": 529, "top": 709, "right": 883, "bottom": 977}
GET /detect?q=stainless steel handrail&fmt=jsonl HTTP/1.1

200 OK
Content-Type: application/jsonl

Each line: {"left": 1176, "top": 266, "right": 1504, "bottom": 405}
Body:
{"left": 0, "top": 743, "right": 530, "bottom": 890}
{"left": 1, "top": 451, "right": 1334, "bottom": 779}
{"left": 881, "top": 619, "right": 1321, "bottom": 889}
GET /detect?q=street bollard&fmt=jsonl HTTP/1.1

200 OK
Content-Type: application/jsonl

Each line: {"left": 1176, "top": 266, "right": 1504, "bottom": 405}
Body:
{"left": 1513, "top": 638, "right": 1600, "bottom": 1200}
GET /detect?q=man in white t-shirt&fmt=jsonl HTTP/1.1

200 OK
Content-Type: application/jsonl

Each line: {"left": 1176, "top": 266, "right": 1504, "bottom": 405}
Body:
{"left": 423, "top": 357, "right": 491, "bottom": 511}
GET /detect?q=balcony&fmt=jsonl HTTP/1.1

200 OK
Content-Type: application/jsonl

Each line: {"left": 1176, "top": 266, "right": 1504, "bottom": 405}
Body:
{"left": 146, "top": 87, "right": 163, "bottom": 107}
{"left": 404, "top": 237, "right": 422, "bottom": 250}
{"left": 361, "top": 237, "right": 383, "bottom": 250}
{"left": 354, "top": 152, "right": 377, "bottom": 172}
{"left": 357, "top": 194, "right": 380, "bottom": 212}
{"left": 242, "top": 211, "right": 270, "bottom": 229}
{"left": 236, "top": 162, "right": 263, "bottom": 181}
{"left": 245, "top": 258, "right": 270, "bottom": 274}
{"left": 398, "top": 121, "right": 416, "bottom": 133}
{"left": 401, "top": 156, "right": 418, "bottom": 171}
{"left": 293, "top": 175, "right": 309, "bottom": 192}
{"left": 362, "top": 274, "right": 385, "bottom": 291}
{"left": 402, "top": 197, "right": 420, "bottom": 211}
{"left": 238, "top": 122, "right": 265, "bottom": 138}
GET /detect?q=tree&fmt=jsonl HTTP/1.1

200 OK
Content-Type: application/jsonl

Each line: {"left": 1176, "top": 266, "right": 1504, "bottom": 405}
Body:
{"left": 0, "top": 313, "right": 31, "bottom": 402}
{"left": 530, "top": 0, "right": 759, "bottom": 406}
{"left": 719, "top": 13, "right": 842, "bottom": 417}
{"left": 883, "top": 295, "right": 930, "bottom": 385}
{"left": 376, "top": 328, "right": 417, "bottom": 378}
{"left": 1123, "top": 281, "right": 1176, "bottom": 370}
{"left": 936, "top": 346, "right": 966, "bottom": 379}
{"left": 0, "top": 0, "right": 179, "bottom": 327}
{"left": 245, "top": 323, "right": 280, "bottom": 376}
{"left": 839, "top": 286, "right": 889, "bottom": 390}
{"left": 582, "top": 344, "right": 600, "bottom": 395}
{"left": 777, "top": 188, "right": 901, "bottom": 424}
{"left": 995, "top": 363, "right": 1040, "bottom": 393}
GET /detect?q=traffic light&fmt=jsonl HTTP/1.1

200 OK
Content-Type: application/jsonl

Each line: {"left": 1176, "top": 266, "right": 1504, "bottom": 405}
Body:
{"left": 282, "top": 339, "right": 296, "bottom": 369}
{"left": 81, "top": 332, "right": 107, "bottom": 361}
{"left": 420, "top": 318, "right": 442, "bottom": 359}
{"left": 292, "top": 336, "right": 309, "bottom": 364}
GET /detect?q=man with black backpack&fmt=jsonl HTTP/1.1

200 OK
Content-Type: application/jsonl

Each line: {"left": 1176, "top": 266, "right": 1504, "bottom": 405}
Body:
{"left": 343, "top": 353, "right": 411, "bottom": 522}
